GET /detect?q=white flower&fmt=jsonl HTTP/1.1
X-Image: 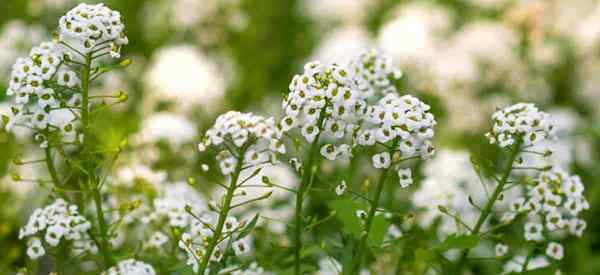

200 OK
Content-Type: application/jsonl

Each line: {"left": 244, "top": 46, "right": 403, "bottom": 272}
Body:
{"left": 568, "top": 218, "right": 586, "bottom": 237}
{"left": 103, "top": 259, "right": 155, "bottom": 275}
{"left": 144, "top": 45, "right": 228, "bottom": 112}
{"left": 134, "top": 112, "right": 197, "bottom": 149}
{"left": 397, "top": 168, "right": 412, "bottom": 188}
{"left": 320, "top": 144, "right": 339, "bottom": 160}
{"left": 495, "top": 243, "right": 508, "bottom": 257}
{"left": 58, "top": 3, "right": 128, "bottom": 57}
{"left": 148, "top": 231, "right": 168, "bottom": 248}
{"left": 486, "top": 103, "right": 555, "bottom": 147}
{"left": 546, "top": 242, "right": 564, "bottom": 260}
{"left": 232, "top": 238, "right": 251, "bottom": 256}
{"left": 356, "top": 210, "right": 367, "bottom": 220}
{"left": 524, "top": 222, "right": 544, "bottom": 242}
{"left": 335, "top": 181, "right": 347, "bottom": 196}
{"left": 201, "top": 164, "right": 210, "bottom": 172}
{"left": 200, "top": 111, "right": 284, "bottom": 176}
{"left": 372, "top": 152, "right": 391, "bottom": 169}
{"left": 20, "top": 199, "right": 94, "bottom": 260}
{"left": 26, "top": 237, "right": 45, "bottom": 260}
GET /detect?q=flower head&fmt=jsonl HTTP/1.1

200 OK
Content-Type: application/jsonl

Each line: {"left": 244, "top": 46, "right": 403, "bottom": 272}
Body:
{"left": 486, "top": 103, "right": 555, "bottom": 147}
{"left": 199, "top": 111, "right": 285, "bottom": 175}
{"left": 58, "top": 3, "right": 128, "bottom": 58}
{"left": 103, "top": 259, "right": 155, "bottom": 275}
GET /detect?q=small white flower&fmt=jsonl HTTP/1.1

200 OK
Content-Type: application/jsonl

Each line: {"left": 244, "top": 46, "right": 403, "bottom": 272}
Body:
{"left": 148, "top": 232, "right": 168, "bottom": 248}
{"left": 397, "top": 168, "right": 412, "bottom": 188}
{"left": 356, "top": 210, "right": 367, "bottom": 220}
{"left": 495, "top": 243, "right": 508, "bottom": 257}
{"left": 201, "top": 164, "right": 210, "bottom": 172}
{"left": 335, "top": 181, "right": 347, "bottom": 196}
{"left": 568, "top": 218, "right": 586, "bottom": 237}
{"left": 26, "top": 237, "right": 45, "bottom": 260}
{"left": 320, "top": 144, "right": 339, "bottom": 160}
{"left": 372, "top": 152, "right": 391, "bottom": 169}
{"left": 546, "top": 242, "right": 564, "bottom": 260}
{"left": 524, "top": 222, "right": 544, "bottom": 242}
{"left": 232, "top": 238, "right": 251, "bottom": 256}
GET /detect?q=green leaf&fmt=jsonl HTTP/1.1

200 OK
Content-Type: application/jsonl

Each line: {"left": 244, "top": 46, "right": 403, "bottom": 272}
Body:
{"left": 436, "top": 234, "right": 480, "bottom": 252}
{"left": 367, "top": 215, "right": 390, "bottom": 247}
{"left": 236, "top": 213, "right": 259, "bottom": 240}
{"left": 328, "top": 198, "right": 366, "bottom": 238}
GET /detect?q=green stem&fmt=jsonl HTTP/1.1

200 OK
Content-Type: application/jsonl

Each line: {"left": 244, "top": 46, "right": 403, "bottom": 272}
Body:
{"left": 350, "top": 139, "right": 400, "bottom": 274}
{"left": 44, "top": 146, "right": 67, "bottom": 199}
{"left": 453, "top": 140, "right": 523, "bottom": 274}
{"left": 294, "top": 107, "right": 327, "bottom": 275}
{"left": 81, "top": 53, "right": 113, "bottom": 266}
{"left": 197, "top": 146, "right": 248, "bottom": 274}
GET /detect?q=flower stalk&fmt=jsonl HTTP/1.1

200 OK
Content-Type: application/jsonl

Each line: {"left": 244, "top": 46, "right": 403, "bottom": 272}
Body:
{"left": 197, "top": 145, "right": 248, "bottom": 274}
{"left": 294, "top": 107, "right": 327, "bottom": 275}
{"left": 349, "top": 138, "right": 400, "bottom": 274}
{"left": 453, "top": 139, "right": 523, "bottom": 274}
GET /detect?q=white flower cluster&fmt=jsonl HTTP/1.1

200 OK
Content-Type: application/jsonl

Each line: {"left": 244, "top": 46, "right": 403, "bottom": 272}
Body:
{"left": 178, "top": 214, "right": 251, "bottom": 273}
{"left": 199, "top": 111, "right": 285, "bottom": 175}
{"left": 280, "top": 61, "right": 363, "bottom": 145}
{"left": 103, "top": 258, "right": 156, "bottom": 275}
{"left": 19, "top": 199, "right": 96, "bottom": 260}
{"left": 58, "top": 3, "right": 128, "bottom": 58}
{"left": 142, "top": 182, "right": 207, "bottom": 228}
{"left": 505, "top": 168, "right": 588, "bottom": 241}
{"left": 359, "top": 93, "right": 436, "bottom": 162}
{"left": 486, "top": 103, "right": 555, "bottom": 147}
{"left": 5, "top": 41, "right": 80, "bottom": 142}
{"left": 348, "top": 49, "right": 403, "bottom": 99}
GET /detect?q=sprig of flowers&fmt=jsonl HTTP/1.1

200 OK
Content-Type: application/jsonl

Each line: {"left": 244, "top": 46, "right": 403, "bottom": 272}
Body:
{"left": 188, "top": 111, "right": 283, "bottom": 274}
{"left": 19, "top": 199, "right": 96, "bottom": 260}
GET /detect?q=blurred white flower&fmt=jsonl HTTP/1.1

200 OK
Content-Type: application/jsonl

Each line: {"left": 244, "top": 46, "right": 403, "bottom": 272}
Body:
{"left": 302, "top": 0, "right": 372, "bottom": 25}
{"left": 0, "top": 20, "right": 45, "bottom": 78}
{"left": 144, "top": 45, "right": 228, "bottom": 112}
{"left": 311, "top": 26, "right": 372, "bottom": 64}
{"left": 378, "top": 2, "right": 452, "bottom": 68}
{"left": 134, "top": 112, "right": 197, "bottom": 149}
{"left": 413, "top": 150, "right": 482, "bottom": 235}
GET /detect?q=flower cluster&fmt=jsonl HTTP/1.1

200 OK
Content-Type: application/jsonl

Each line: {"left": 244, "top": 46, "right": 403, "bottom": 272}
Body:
{"left": 19, "top": 199, "right": 96, "bottom": 260}
{"left": 199, "top": 111, "right": 285, "bottom": 175}
{"left": 503, "top": 168, "right": 588, "bottom": 249}
{"left": 359, "top": 93, "right": 436, "bottom": 161}
{"left": 348, "top": 49, "right": 403, "bottom": 99}
{"left": 280, "top": 61, "right": 363, "bottom": 144}
{"left": 486, "top": 103, "right": 555, "bottom": 147}
{"left": 5, "top": 41, "right": 80, "bottom": 143}
{"left": 58, "top": 3, "right": 128, "bottom": 58}
{"left": 142, "top": 182, "right": 207, "bottom": 228}
{"left": 178, "top": 213, "right": 251, "bottom": 272}
{"left": 103, "top": 259, "right": 156, "bottom": 275}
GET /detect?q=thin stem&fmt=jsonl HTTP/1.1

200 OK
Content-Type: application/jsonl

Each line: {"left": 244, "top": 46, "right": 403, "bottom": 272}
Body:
{"left": 453, "top": 140, "right": 523, "bottom": 274}
{"left": 197, "top": 146, "right": 248, "bottom": 274}
{"left": 294, "top": 106, "right": 327, "bottom": 275}
{"left": 81, "top": 53, "right": 113, "bottom": 267}
{"left": 44, "top": 146, "right": 66, "bottom": 199}
{"left": 350, "top": 139, "right": 400, "bottom": 274}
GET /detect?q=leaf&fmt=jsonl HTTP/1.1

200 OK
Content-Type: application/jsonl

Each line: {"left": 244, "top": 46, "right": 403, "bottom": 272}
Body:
{"left": 436, "top": 234, "right": 480, "bottom": 252}
{"left": 328, "top": 198, "right": 366, "bottom": 238}
{"left": 367, "top": 215, "right": 390, "bottom": 247}
{"left": 236, "top": 213, "right": 259, "bottom": 240}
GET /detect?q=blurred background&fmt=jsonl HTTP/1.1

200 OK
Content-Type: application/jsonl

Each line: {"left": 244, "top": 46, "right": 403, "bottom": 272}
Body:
{"left": 0, "top": 0, "right": 599, "bottom": 274}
